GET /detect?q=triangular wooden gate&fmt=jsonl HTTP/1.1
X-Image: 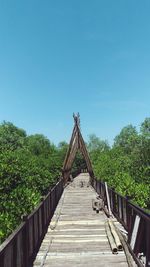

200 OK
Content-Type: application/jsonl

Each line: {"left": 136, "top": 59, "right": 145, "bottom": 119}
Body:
{"left": 62, "top": 113, "right": 94, "bottom": 184}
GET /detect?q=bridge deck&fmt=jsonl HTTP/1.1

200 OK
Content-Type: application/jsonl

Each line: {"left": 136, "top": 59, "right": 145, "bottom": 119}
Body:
{"left": 33, "top": 174, "right": 130, "bottom": 267}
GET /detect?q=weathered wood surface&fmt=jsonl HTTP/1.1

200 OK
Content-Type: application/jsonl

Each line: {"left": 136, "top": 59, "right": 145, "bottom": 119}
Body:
{"left": 33, "top": 174, "right": 131, "bottom": 267}
{"left": 62, "top": 114, "right": 94, "bottom": 183}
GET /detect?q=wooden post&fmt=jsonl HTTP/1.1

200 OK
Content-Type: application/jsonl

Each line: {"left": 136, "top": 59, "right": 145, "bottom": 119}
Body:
{"left": 62, "top": 114, "right": 94, "bottom": 184}
{"left": 23, "top": 216, "right": 29, "bottom": 267}
{"left": 105, "top": 182, "right": 112, "bottom": 217}
{"left": 146, "top": 221, "right": 150, "bottom": 267}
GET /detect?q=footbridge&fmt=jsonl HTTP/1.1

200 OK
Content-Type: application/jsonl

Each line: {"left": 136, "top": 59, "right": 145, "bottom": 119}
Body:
{"left": 34, "top": 173, "right": 136, "bottom": 267}
{"left": 0, "top": 115, "right": 149, "bottom": 267}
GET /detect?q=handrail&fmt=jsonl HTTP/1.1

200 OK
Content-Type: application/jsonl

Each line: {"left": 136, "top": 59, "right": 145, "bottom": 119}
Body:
{"left": 91, "top": 177, "right": 150, "bottom": 267}
{"left": 0, "top": 178, "right": 64, "bottom": 267}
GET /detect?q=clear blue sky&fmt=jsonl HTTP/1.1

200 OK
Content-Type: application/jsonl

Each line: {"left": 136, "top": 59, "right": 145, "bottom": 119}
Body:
{"left": 0, "top": 0, "right": 150, "bottom": 145}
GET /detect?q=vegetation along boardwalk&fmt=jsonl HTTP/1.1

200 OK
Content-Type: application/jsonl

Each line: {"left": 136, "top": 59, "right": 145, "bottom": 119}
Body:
{"left": 34, "top": 173, "right": 134, "bottom": 267}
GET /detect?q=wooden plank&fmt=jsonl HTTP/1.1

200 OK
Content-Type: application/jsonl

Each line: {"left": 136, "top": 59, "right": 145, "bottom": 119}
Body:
{"left": 130, "top": 215, "right": 140, "bottom": 250}
{"left": 105, "top": 182, "right": 112, "bottom": 216}
{"left": 33, "top": 174, "right": 135, "bottom": 267}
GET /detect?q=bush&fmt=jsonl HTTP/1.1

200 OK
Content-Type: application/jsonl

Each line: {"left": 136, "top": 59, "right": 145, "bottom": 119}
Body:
{"left": 0, "top": 122, "right": 67, "bottom": 243}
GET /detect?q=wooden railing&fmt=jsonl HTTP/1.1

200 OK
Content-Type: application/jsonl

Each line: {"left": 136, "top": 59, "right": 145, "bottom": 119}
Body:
{"left": 0, "top": 178, "right": 64, "bottom": 267}
{"left": 91, "top": 177, "right": 150, "bottom": 267}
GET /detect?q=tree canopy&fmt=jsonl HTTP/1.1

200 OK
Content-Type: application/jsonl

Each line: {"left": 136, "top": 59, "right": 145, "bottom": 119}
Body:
{"left": 0, "top": 118, "right": 150, "bottom": 244}
{"left": 0, "top": 122, "right": 68, "bottom": 243}
{"left": 88, "top": 118, "right": 150, "bottom": 209}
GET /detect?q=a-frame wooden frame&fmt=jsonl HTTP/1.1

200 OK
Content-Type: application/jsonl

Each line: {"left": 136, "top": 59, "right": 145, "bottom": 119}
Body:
{"left": 62, "top": 114, "right": 94, "bottom": 184}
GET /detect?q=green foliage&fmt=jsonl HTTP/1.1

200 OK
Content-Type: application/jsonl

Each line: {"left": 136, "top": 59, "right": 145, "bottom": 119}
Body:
{"left": 57, "top": 141, "right": 68, "bottom": 164}
{"left": 0, "top": 117, "right": 150, "bottom": 244}
{"left": 88, "top": 118, "right": 150, "bottom": 209}
{"left": 0, "top": 121, "right": 26, "bottom": 151}
{"left": 88, "top": 134, "right": 110, "bottom": 166}
{"left": 26, "top": 134, "right": 55, "bottom": 157}
{"left": 114, "top": 125, "right": 138, "bottom": 154}
{"left": 71, "top": 151, "right": 87, "bottom": 175}
{"left": 0, "top": 186, "right": 41, "bottom": 243}
{"left": 140, "top": 117, "right": 150, "bottom": 137}
{"left": 133, "top": 183, "right": 150, "bottom": 208}
{"left": 0, "top": 122, "right": 67, "bottom": 244}
{"left": 88, "top": 134, "right": 110, "bottom": 153}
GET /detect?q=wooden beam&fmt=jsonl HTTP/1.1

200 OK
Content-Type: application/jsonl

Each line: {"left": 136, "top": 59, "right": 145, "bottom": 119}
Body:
{"left": 62, "top": 114, "right": 94, "bottom": 183}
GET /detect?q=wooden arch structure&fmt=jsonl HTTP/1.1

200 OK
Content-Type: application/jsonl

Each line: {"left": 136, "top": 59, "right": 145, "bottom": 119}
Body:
{"left": 62, "top": 113, "right": 94, "bottom": 184}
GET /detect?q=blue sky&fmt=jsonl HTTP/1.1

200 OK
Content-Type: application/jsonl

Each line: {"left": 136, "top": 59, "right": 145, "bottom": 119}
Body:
{"left": 0, "top": 0, "right": 150, "bottom": 145}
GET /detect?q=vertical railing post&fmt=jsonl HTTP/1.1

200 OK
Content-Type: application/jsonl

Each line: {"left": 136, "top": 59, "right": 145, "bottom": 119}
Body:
{"left": 0, "top": 251, "right": 4, "bottom": 267}
{"left": 102, "top": 183, "right": 105, "bottom": 202}
{"left": 41, "top": 198, "right": 45, "bottom": 232}
{"left": 111, "top": 190, "right": 115, "bottom": 214}
{"left": 99, "top": 181, "right": 102, "bottom": 197}
{"left": 126, "top": 196, "right": 132, "bottom": 234}
{"left": 118, "top": 195, "right": 122, "bottom": 221}
{"left": 23, "top": 216, "right": 29, "bottom": 267}
{"left": 109, "top": 189, "right": 113, "bottom": 212}
{"left": 128, "top": 206, "right": 135, "bottom": 245}
{"left": 146, "top": 220, "right": 150, "bottom": 267}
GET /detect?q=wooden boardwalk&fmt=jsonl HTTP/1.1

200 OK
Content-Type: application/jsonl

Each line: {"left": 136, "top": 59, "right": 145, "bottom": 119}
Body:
{"left": 33, "top": 174, "right": 130, "bottom": 267}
